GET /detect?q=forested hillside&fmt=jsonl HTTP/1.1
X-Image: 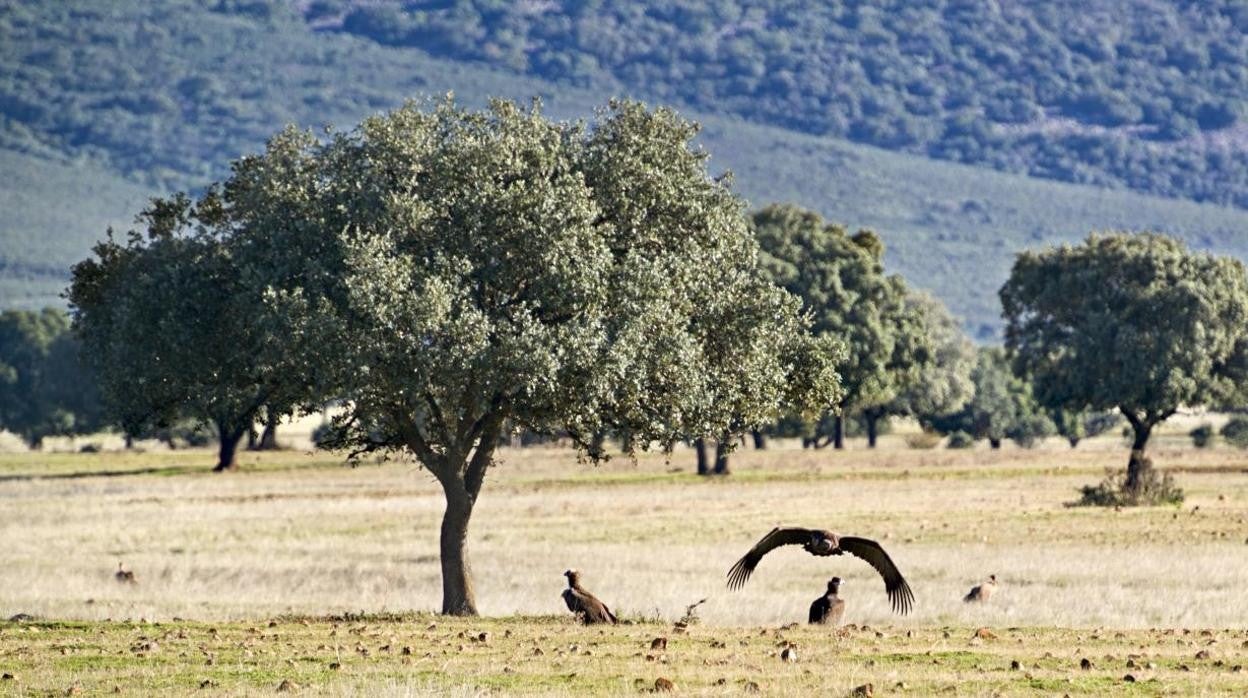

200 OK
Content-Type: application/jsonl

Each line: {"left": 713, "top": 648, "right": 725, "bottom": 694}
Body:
{"left": 319, "top": 0, "right": 1248, "bottom": 207}
{"left": 2, "top": 0, "right": 1247, "bottom": 338}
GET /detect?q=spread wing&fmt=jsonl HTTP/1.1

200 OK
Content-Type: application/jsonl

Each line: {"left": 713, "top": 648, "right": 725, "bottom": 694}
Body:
{"left": 838, "top": 536, "right": 914, "bottom": 615}
{"left": 726, "top": 527, "right": 812, "bottom": 590}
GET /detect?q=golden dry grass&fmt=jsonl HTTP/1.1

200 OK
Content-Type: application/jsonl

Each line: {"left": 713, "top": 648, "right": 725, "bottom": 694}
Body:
{"left": 1, "top": 435, "right": 1247, "bottom": 695}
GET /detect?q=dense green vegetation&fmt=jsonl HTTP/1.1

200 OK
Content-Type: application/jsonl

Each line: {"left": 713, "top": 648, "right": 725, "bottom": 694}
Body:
{"left": 1002, "top": 233, "right": 1248, "bottom": 504}
{"left": 320, "top": 0, "right": 1248, "bottom": 207}
{"left": 4, "top": 0, "right": 1248, "bottom": 339}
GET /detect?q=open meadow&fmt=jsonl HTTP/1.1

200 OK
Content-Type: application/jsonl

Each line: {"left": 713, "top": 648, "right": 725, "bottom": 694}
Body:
{"left": 1, "top": 435, "right": 1247, "bottom": 695}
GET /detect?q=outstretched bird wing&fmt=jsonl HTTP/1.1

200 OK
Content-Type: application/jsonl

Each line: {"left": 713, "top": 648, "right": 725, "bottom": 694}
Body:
{"left": 726, "top": 527, "right": 813, "bottom": 590}
{"left": 838, "top": 536, "right": 915, "bottom": 614}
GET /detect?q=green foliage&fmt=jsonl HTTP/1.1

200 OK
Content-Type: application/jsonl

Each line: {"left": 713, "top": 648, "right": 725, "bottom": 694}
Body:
{"left": 1189, "top": 424, "right": 1215, "bottom": 449}
{"left": 903, "top": 431, "right": 942, "bottom": 450}
{"left": 217, "top": 98, "right": 841, "bottom": 612}
{"left": 1002, "top": 233, "right": 1248, "bottom": 433}
{"left": 1051, "top": 408, "right": 1122, "bottom": 447}
{"left": 889, "top": 291, "right": 975, "bottom": 419}
{"left": 946, "top": 430, "right": 975, "bottom": 449}
{"left": 1003, "top": 232, "right": 1248, "bottom": 496}
{"left": 67, "top": 197, "right": 311, "bottom": 468}
{"left": 0, "top": 307, "right": 104, "bottom": 445}
{"left": 752, "top": 204, "right": 928, "bottom": 444}
{"left": 317, "top": 0, "right": 1248, "bottom": 208}
{"left": 1219, "top": 416, "right": 1248, "bottom": 449}
{"left": 928, "top": 347, "right": 1054, "bottom": 448}
{"left": 7, "top": 2, "right": 1248, "bottom": 342}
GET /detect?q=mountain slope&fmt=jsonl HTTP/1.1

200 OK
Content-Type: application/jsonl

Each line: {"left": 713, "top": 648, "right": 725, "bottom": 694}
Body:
{"left": 2, "top": 0, "right": 1246, "bottom": 339}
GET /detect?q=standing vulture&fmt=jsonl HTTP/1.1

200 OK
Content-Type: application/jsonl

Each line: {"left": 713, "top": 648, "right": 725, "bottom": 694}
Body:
{"left": 809, "top": 577, "right": 846, "bottom": 625}
{"left": 561, "top": 569, "right": 617, "bottom": 624}
{"left": 964, "top": 574, "right": 998, "bottom": 603}
{"left": 727, "top": 527, "right": 914, "bottom": 614}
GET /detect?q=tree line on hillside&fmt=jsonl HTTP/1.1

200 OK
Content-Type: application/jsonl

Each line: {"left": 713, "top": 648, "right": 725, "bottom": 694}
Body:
{"left": 1, "top": 1, "right": 1246, "bottom": 212}
{"left": 7, "top": 98, "right": 1248, "bottom": 615}
{"left": 317, "top": 0, "right": 1248, "bottom": 208}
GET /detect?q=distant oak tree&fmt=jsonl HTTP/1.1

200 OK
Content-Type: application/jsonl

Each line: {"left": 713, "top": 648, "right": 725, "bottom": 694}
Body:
{"left": 1001, "top": 232, "right": 1248, "bottom": 501}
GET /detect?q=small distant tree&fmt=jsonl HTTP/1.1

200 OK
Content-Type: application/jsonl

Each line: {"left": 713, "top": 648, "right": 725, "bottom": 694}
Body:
{"left": 1002, "top": 232, "right": 1248, "bottom": 503}
{"left": 883, "top": 290, "right": 975, "bottom": 437}
{"left": 233, "top": 99, "right": 842, "bottom": 615}
{"left": 929, "top": 347, "right": 1053, "bottom": 448}
{"left": 754, "top": 204, "right": 919, "bottom": 448}
{"left": 0, "top": 308, "right": 104, "bottom": 446}
{"left": 68, "top": 196, "right": 308, "bottom": 471}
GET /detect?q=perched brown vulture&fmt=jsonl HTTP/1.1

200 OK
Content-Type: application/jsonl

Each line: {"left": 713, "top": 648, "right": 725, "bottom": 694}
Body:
{"left": 114, "top": 562, "right": 136, "bottom": 585}
{"left": 964, "top": 574, "right": 998, "bottom": 603}
{"left": 727, "top": 527, "right": 914, "bottom": 614}
{"left": 809, "top": 576, "right": 846, "bottom": 625}
{"left": 561, "top": 569, "right": 617, "bottom": 624}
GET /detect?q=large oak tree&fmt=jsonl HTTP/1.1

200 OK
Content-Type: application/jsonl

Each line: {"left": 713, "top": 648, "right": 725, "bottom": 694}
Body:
{"left": 1001, "top": 232, "right": 1248, "bottom": 498}
{"left": 226, "top": 99, "right": 842, "bottom": 615}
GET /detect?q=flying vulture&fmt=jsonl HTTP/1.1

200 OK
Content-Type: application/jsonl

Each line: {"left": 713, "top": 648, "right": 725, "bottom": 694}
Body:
{"left": 964, "top": 574, "right": 998, "bottom": 603}
{"left": 727, "top": 527, "right": 914, "bottom": 614}
{"left": 561, "top": 569, "right": 617, "bottom": 624}
{"left": 809, "top": 576, "right": 846, "bottom": 625}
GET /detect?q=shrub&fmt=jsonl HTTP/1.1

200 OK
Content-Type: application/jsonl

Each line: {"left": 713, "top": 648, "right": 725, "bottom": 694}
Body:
{"left": 1073, "top": 461, "right": 1184, "bottom": 507}
{"left": 1189, "top": 423, "right": 1214, "bottom": 448}
{"left": 1220, "top": 417, "right": 1248, "bottom": 448}
{"left": 946, "top": 430, "right": 975, "bottom": 449}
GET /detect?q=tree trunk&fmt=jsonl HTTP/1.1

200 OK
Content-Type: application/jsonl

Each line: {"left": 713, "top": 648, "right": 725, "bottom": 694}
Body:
{"left": 213, "top": 423, "right": 243, "bottom": 472}
{"left": 695, "top": 437, "right": 710, "bottom": 475}
{"left": 438, "top": 478, "right": 478, "bottom": 615}
{"left": 258, "top": 415, "right": 280, "bottom": 450}
{"left": 620, "top": 429, "right": 633, "bottom": 454}
{"left": 833, "top": 415, "right": 845, "bottom": 450}
{"left": 865, "top": 413, "right": 880, "bottom": 448}
{"left": 246, "top": 424, "right": 259, "bottom": 451}
{"left": 713, "top": 438, "right": 730, "bottom": 475}
{"left": 1067, "top": 437, "right": 1080, "bottom": 449}
{"left": 1124, "top": 415, "right": 1153, "bottom": 493}
{"left": 751, "top": 430, "right": 766, "bottom": 449}
{"left": 124, "top": 434, "right": 134, "bottom": 450}
{"left": 988, "top": 437, "right": 1001, "bottom": 449}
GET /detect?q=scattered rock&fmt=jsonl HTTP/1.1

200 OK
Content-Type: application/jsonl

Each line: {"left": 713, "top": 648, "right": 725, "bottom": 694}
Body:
{"left": 328, "top": 662, "right": 340, "bottom": 671}
{"left": 1, "top": 673, "right": 14, "bottom": 681}
{"left": 477, "top": 632, "right": 490, "bottom": 643}
{"left": 1196, "top": 650, "right": 1211, "bottom": 660}
{"left": 7, "top": 614, "right": 33, "bottom": 622}
{"left": 277, "top": 679, "right": 298, "bottom": 692}
{"left": 66, "top": 687, "right": 82, "bottom": 696}
{"left": 1122, "top": 674, "right": 1136, "bottom": 683}
{"left": 780, "top": 647, "right": 798, "bottom": 663}
{"left": 974, "top": 628, "right": 997, "bottom": 640}
{"left": 650, "top": 637, "right": 667, "bottom": 651}
{"left": 744, "top": 681, "right": 760, "bottom": 693}
{"left": 532, "top": 647, "right": 544, "bottom": 656}
{"left": 851, "top": 683, "right": 874, "bottom": 697}
{"left": 198, "top": 680, "right": 217, "bottom": 689}
{"left": 654, "top": 677, "right": 674, "bottom": 692}
{"left": 1080, "top": 658, "right": 1093, "bottom": 670}
{"left": 401, "top": 646, "right": 412, "bottom": 656}
{"left": 1010, "top": 660, "right": 1022, "bottom": 670}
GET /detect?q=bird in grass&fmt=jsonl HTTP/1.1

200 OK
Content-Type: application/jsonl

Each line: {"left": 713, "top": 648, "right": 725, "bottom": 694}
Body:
{"left": 963, "top": 574, "right": 998, "bottom": 603}
{"left": 809, "top": 576, "right": 846, "bottom": 625}
{"left": 561, "top": 569, "right": 617, "bottom": 624}
{"left": 114, "top": 562, "right": 136, "bottom": 585}
{"left": 727, "top": 527, "right": 914, "bottom": 614}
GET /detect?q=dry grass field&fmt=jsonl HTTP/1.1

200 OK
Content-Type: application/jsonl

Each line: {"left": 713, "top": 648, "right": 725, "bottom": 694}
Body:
{"left": 1, "top": 433, "right": 1247, "bottom": 695}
